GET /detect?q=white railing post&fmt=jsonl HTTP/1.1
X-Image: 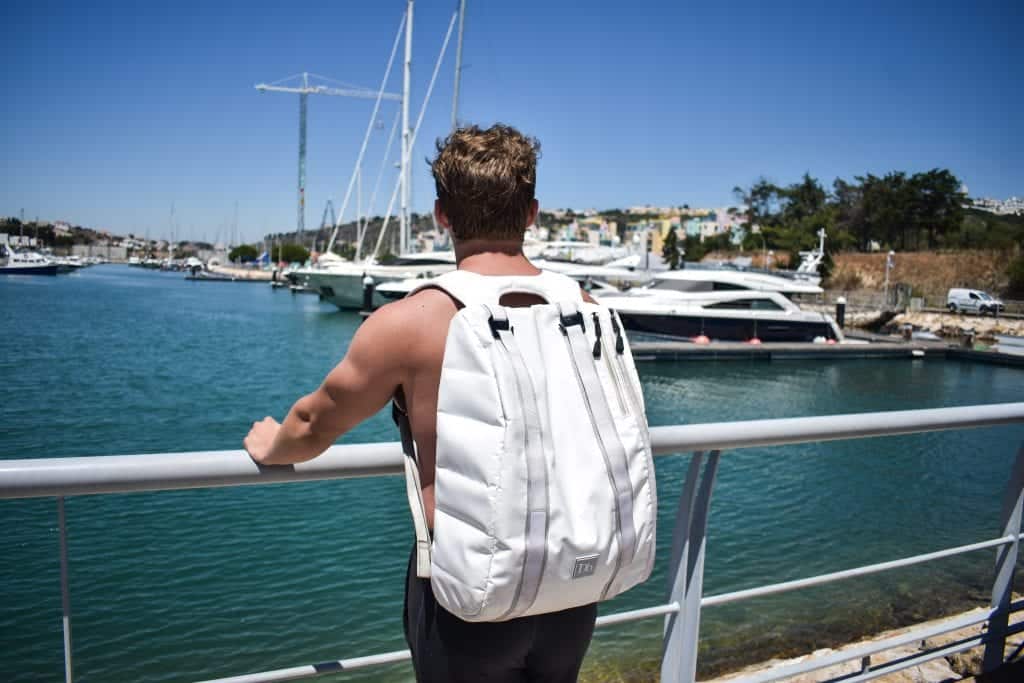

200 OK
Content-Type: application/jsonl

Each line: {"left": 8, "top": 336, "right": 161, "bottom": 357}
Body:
{"left": 982, "top": 443, "right": 1024, "bottom": 672}
{"left": 57, "top": 496, "right": 73, "bottom": 683}
{"left": 662, "top": 450, "right": 720, "bottom": 683}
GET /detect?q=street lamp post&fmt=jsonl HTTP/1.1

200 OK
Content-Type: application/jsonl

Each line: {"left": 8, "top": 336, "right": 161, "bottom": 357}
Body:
{"left": 751, "top": 225, "right": 767, "bottom": 269}
{"left": 883, "top": 250, "right": 896, "bottom": 306}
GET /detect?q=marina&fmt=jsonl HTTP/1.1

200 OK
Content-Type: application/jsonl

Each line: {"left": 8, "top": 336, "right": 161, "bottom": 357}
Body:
{"left": 3, "top": 0, "right": 1023, "bottom": 681}
{"left": 1, "top": 266, "right": 1022, "bottom": 682}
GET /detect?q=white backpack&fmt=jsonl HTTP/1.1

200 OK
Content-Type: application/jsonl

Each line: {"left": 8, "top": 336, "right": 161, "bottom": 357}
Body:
{"left": 395, "top": 270, "right": 656, "bottom": 622}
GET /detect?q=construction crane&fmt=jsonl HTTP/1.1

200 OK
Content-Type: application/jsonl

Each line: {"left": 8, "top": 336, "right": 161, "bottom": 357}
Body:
{"left": 255, "top": 72, "right": 401, "bottom": 244}
{"left": 317, "top": 199, "right": 337, "bottom": 251}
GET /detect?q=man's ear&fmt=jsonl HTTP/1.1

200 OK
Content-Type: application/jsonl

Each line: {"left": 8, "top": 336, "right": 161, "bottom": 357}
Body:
{"left": 527, "top": 199, "right": 539, "bottom": 228}
{"left": 434, "top": 200, "right": 451, "bottom": 231}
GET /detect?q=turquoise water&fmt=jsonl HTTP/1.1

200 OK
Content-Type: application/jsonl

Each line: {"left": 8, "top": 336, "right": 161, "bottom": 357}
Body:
{"left": 1, "top": 265, "right": 1022, "bottom": 682}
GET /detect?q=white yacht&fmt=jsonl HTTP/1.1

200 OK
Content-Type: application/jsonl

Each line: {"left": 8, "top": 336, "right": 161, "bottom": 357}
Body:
{"left": 298, "top": 251, "right": 456, "bottom": 309}
{"left": 0, "top": 246, "right": 59, "bottom": 276}
{"left": 372, "top": 260, "right": 640, "bottom": 303}
{"left": 594, "top": 268, "right": 838, "bottom": 342}
{"left": 53, "top": 255, "right": 86, "bottom": 273}
{"left": 599, "top": 288, "right": 842, "bottom": 343}
{"left": 621, "top": 268, "right": 823, "bottom": 298}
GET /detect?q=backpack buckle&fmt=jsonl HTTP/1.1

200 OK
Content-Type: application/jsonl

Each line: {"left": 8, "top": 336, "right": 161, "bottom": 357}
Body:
{"left": 558, "top": 311, "right": 585, "bottom": 335}
{"left": 488, "top": 316, "right": 511, "bottom": 339}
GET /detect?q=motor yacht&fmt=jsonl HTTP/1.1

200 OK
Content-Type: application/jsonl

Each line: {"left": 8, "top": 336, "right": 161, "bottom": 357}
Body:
{"left": 593, "top": 268, "right": 839, "bottom": 342}
{"left": 599, "top": 289, "right": 841, "bottom": 342}
{"left": 621, "top": 268, "right": 823, "bottom": 298}
{"left": 0, "top": 246, "right": 59, "bottom": 275}
{"left": 297, "top": 251, "right": 456, "bottom": 309}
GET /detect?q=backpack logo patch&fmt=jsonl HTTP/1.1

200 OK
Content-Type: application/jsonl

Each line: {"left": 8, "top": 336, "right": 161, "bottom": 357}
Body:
{"left": 572, "top": 554, "right": 599, "bottom": 579}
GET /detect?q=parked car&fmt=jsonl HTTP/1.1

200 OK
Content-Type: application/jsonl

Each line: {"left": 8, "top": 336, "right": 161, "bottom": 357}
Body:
{"left": 947, "top": 288, "right": 1005, "bottom": 315}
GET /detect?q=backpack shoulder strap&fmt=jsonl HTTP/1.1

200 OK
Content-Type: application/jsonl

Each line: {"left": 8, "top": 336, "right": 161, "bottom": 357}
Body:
{"left": 407, "top": 270, "right": 497, "bottom": 308}
{"left": 409, "top": 269, "right": 584, "bottom": 307}
{"left": 392, "top": 388, "right": 432, "bottom": 578}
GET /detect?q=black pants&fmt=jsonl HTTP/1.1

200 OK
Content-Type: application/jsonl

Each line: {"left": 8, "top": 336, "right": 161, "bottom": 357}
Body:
{"left": 403, "top": 549, "right": 598, "bottom": 682}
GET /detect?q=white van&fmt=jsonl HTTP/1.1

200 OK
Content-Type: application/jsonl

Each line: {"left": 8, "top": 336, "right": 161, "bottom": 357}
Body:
{"left": 947, "top": 288, "right": 1005, "bottom": 315}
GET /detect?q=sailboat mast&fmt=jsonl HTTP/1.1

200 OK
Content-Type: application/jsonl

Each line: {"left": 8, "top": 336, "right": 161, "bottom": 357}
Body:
{"left": 298, "top": 72, "right": 308, "bottom": 244}
{"left": 451, "top": 0, "right": 466, "bottom": 131}
{"left": 400, "top": 0, "right": 414, "bottom": 256}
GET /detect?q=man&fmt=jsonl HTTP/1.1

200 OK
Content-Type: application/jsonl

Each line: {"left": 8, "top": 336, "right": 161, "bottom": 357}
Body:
{"left": 244, "top": 124, "right": 597, "bottom": 682}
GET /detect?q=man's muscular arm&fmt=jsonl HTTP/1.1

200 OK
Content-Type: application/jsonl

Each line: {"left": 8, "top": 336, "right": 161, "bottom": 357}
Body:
{"left": 243, "top": 303, "right": 411, "bottom": 465}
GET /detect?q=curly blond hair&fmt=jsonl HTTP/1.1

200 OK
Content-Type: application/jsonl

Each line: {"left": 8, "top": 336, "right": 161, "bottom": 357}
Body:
{"left": 430, "top": 124, "right": 540, "bottom": 241}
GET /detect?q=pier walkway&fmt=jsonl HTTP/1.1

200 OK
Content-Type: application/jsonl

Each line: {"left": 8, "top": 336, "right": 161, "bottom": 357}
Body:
{"left": 2, "top": 403, "right": 1023, "bottom": 682}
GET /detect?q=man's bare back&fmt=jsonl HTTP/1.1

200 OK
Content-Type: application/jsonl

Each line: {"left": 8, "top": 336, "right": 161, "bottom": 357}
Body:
{"left": 244, "top": 123, "right": 602, "bottom": 683}
{"left": 242, "top": 250, "right": 557, "bottom": 533}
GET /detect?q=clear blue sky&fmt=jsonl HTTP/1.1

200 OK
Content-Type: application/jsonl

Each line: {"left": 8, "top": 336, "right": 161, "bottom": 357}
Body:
{"left": 2, "top": 1, "right": 1020, "bottom": 243}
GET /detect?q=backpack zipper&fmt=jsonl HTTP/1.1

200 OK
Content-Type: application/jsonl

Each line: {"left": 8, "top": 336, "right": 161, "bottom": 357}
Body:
{"left": 493, "top": 330, "right": 546, "bottom": 621}
{"left": 599, "top": 313, "right": 630, "bottom": 416}
{"left": 610, "top": 310, "right": 650, "bottom": 453}
{"left": 560, "top": 320, "right": 625, "bottom": 601}
{"left": 609, "top": 311, "right": 626, "bottom": 354}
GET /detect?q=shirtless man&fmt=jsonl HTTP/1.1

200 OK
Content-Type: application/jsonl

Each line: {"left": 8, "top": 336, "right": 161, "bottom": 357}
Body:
{"left": 244, "top": 124, "right": 597, "bottom": 682}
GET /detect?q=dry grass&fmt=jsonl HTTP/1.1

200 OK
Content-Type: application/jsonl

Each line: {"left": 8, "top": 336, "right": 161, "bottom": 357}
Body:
{"left": 701, "top": 250, "right": 1015, "bottom": 302}
{"left": 830, "top": 250, "right": 1013, "bottom": 300}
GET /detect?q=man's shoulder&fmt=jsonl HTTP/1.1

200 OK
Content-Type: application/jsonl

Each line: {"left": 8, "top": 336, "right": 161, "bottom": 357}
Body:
{"left": 384, "top": 287, "right": 457, "bottom": 318}
{"left": 361, "top": 288, "right": 457, "bottom": 337}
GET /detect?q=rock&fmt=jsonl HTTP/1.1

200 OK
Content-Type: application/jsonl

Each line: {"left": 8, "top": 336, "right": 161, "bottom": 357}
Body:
{"left": 704, "top": 603, "right": 1024, "bottom": 683}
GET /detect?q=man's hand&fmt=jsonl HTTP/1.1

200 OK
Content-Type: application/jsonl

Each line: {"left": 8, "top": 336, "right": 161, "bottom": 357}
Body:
{"left": 244, "top": 416, "right": 281, "bottom": 465}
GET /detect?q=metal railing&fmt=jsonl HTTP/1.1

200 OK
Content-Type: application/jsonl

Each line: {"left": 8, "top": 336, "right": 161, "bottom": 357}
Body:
{"left": 2, "top": 402, "right": 1023, "bottom": 683}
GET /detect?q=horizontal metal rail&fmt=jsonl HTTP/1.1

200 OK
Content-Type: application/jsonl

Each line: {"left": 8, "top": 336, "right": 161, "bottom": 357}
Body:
{"left": 193, "top": 532, "right": 1024, "bottom": 683}
{"left": 3, "top": 402, "right": 1023, "bottom": 683}
{"left": 2, "top": 402, "right": 1022, "bottom": 499}
{"left": 701, "top": 533, "right": 1024, "bottom": 608}
{"left": 731, "top": 607, "right": 1006, "bottom": 683}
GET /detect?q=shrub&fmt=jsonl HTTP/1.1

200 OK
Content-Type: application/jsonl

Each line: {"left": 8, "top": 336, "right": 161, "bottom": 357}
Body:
{"left": 826, "top": 268, "right": 864, "bottom": 291}
{"left": 1006, "top": 255, "right": 1024, "bottom": 298}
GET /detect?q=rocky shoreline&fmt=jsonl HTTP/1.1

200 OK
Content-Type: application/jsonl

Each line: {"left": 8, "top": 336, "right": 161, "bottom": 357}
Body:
{"left": 207, "top": 264, "right": 274, "bottom": 281}
{"left": 579, "top": 600, "right": 1023, "bottom": 683}
{"left": 577, "top": 570, "right": 1024, "bottom": 683}
{"left": 886, "top": 312, "right": 1024, "bottom": 342}
{"left": 707, "top": 602, "right": 1023, "bottom": 683}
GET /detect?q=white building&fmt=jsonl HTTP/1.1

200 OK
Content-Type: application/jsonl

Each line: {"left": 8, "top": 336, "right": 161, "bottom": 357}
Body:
{"left": 972, "top": 196, "right": 1024, "bottom": 215}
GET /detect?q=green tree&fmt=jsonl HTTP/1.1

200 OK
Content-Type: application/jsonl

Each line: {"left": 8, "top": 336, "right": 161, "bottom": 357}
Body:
{"left": 661, "top": 229, "right": 681, "bottom": 269}
{"left": 683, "top": 235, "right": 707, "bottom": 262}
{"left": 272, "top": 243, "right": 310, "bottom": 264}
{"left": 229, "top": 244, "right": 259, "bottom": 262}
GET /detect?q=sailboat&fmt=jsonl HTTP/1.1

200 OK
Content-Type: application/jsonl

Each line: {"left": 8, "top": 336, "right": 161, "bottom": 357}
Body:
{"left": 295, "top": 0, "right": 464, "bottom": 309}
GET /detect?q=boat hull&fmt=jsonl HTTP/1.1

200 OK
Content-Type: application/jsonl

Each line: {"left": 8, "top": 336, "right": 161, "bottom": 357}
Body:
{"left": 304, "top": 263, "right": 454, "bottom": 309}
{"left": 616, "top": 310, "right": 839, "bottom": 342}
{"left": 0, "top": 264, "right": 59, "bottom": 276}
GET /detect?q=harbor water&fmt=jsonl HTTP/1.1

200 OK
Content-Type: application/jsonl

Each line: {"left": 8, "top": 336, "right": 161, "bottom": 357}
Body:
{"left": 2, "top": 265, "right": 1023, "bottom": 682}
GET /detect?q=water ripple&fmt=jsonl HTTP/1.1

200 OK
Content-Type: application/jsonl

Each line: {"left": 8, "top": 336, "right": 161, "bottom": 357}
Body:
{"left": 2, "top": 267, "right": 1023, "bottom": 682}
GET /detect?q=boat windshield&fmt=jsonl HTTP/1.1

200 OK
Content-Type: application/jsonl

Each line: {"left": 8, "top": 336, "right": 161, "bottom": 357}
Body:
{"left": 648, "top": 279, "right": 747, "bottom": 292}
{"left": 703, "top": 298, "right": 785, "bottom": 311}
{"left": 392, "top": 257, "right": 454, "bottom": 266}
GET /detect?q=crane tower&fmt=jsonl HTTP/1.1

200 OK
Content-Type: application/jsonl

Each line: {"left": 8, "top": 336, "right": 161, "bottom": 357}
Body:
{"left": 255, "top": 72, "right": 401, "bottom": 243}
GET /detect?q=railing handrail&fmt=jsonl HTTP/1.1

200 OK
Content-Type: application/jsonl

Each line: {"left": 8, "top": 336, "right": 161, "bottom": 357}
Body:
{"left": 2, "top": 402, "right": 1023, "bottom": 500}
{"left": 5, "top": 402, "right": 1024, "bottom": 683}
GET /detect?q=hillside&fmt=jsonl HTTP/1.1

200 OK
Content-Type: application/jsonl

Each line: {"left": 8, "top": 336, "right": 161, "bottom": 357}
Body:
{"left": 828, "top": 250, "right": 1016, "bottom": 300}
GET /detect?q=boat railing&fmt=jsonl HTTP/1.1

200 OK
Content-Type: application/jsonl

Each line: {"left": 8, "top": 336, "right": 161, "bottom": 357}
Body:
{"left": 2, "top": 402, "right": 1023, "bottom": 683}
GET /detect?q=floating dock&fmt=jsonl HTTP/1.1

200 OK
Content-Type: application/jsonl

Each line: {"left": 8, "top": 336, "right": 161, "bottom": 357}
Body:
{"left": 629, "top": 340, "right": 1024, "bottom": 367}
